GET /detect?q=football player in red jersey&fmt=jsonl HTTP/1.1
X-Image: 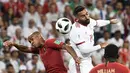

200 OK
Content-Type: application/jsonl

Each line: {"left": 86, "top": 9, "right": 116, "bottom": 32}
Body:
{"left": 4, "top": 31, "right": 80, "bottom": 73}
{"left": 89, "top": 44, "right": 129, "bottom": 73}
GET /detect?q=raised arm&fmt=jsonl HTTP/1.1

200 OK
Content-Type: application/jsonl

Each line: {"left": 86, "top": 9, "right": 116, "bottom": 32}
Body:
{"left": 63, "top": 44, "right": 81, "bottom": 64}
{"left": 3, "top": 41, "right": 32, "bottom": 53}
{"left": 95, "top": 19, "right": 118, "bottom": 27}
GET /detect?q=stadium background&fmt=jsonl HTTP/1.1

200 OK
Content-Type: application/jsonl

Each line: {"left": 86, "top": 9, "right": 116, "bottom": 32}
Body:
{"left": 0, "top": 0, "right": 130, "bottom": 73}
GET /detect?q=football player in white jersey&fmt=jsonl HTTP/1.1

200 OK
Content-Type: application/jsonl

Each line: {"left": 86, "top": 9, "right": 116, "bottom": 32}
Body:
{"left": 68, "top": 6, "right": 118, "bottom": 73}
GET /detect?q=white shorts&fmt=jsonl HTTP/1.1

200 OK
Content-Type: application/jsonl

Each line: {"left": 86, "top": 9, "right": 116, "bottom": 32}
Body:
{"left": 68, "top": 58, "right": 94, "bottom": 73}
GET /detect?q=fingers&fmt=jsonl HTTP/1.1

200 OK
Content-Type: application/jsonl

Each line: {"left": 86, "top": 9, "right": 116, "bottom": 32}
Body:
{"left": 3, "top": 41, "right": 13, "bottom": 47}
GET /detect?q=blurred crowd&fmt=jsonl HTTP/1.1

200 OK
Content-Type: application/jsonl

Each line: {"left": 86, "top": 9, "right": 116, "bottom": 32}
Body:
{"left": 0, "top": 0, "right": 130, "bottom": 73}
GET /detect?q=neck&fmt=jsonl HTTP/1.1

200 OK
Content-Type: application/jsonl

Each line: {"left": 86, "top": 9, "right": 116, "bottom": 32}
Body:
{"left": 106, "top": 58, "right": 117, "bottom": 62}
{"left": 39, "top": 39, "right": 45, "bottom": 48}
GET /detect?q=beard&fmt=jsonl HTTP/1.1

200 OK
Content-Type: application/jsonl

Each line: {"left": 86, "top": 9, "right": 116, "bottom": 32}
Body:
{"left": 78, "top": 19, "right": 90, "bottom": 26}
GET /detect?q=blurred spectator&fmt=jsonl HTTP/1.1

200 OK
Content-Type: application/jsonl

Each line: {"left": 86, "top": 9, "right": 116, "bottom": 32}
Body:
{"left": 46, "top": 3, "right": 59, "bottom": 23}
{"left": 111, "top": 2, "right": 124, "bottom": 36}
{"left": 119, "top": 41, "right": 129, "bottom": 66}
{"left": 6, "top": 64, "right": 15, "bottom": 73}
{"left": 23, "top": 19, "right": 38, "bottom": 39}
{"left": 57, "top": 0, "right": 69, "bottom": 17}
{"left": 0, "top": 28, "right": 10, "bottom": 42}
{"left": 63, "top": 5, "right": 74, "bottom": 23}
{"left": 7, "top": 17, "right": 21, "bottom": 37}
{"left": 23, "top": 0, "right": 31, "bottom": 11}
{"left": 96, "top": 0, "right": 107, "bottom": 20}
{"left": 94, "top": 0, "right": 108, "bottom": 42}
{"left": 0, "top": 2, "right": 4, "bottom": 16}
{"left": 0, "top": 17, "right": 4, "bottom": 28}
{"left": 37, "top": 15, "right": 52, "bottom": 39}
{"left": 19, "top": 64, "right": 27, "bottom": 73}
{"left": 3, "top": 0, "right": 17, "bottom": 14}
{"left": 26, "top": 54, "right": 45, "bottom": 73}
{"left": 126, "top": 34, "right": 130, "bottom": 47}
{"left": 0, "top": 60, "right": 6, "bottom": 73}
{"left": 3, "top": 51, "right": 11, "bottom": 65}
{"left": 10, "top": 28, "right": 23, "bottom": 43}
{"left": 97, "top": 31, "right": 111, "bottom": 44}
{"left": 122, "top": 4, "right": 130, "bottom": 38}
{"left": 3, "top": 7, "right": 14, "bottom": 24}
{"left": 69, "top": 0, "right": 81, "bottom": 11}
{"left": 10, "top": 47, "right": 20, "bottom": 73}
{"left": 23, "top": 4, "right": 42, "bottom": 27}
{"left": 37, "top": 4, "right": 44, "bottom": 16}
{"left": 84, "top": 0, "right": 98, "bottom": 19}
{"left": 42, "top": 0, "right": 58, "bottom": 14}
{"left": 15, "top": 0, "right": 26, "bottom": 17}
{"left": 0, "top": 0, "right": 9, "bottom": 3}
{"left": 109, "top": 30, "right": 123, "bottom": 47}
{"left": 106, "top": 5, "right": 116, "bottom": 19}
{"left": 33, "top": 0, "right": 41, "bottom": 6}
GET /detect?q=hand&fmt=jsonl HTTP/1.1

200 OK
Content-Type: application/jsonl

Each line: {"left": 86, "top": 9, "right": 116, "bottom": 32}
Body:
{"left": 3, "top": 41, "right": 14, "bottom": 47}
{"left": 75, "top": 57, "right": 82, "bottom": 65}
{"left": 110, "top": 19, "right": 118, "bottom": 24}
{"left": 100, "top": 42, "right": 108, "bottom": 48}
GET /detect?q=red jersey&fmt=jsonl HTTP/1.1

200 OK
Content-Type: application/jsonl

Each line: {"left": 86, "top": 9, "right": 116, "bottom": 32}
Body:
{"left": 31, "top": 39, "right": 67, "bottom": 73}
{"left": 89, "top": 62, "right": 129, "bottom": 73}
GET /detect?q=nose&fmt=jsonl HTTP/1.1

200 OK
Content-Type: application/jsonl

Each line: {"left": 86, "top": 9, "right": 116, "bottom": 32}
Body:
{"left": 85, "top": 15, "right": 89, "bottom": 19}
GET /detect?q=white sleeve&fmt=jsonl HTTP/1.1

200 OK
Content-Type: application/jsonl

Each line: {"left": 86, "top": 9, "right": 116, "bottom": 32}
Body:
{"left": 96, "top": 20, "right": 110, "bottom": 27}
{"left": 77, "top": 42, "right": 101, "bottom": 54}
{"left": 70, "top": 29, "right": 101, "bottom": 54}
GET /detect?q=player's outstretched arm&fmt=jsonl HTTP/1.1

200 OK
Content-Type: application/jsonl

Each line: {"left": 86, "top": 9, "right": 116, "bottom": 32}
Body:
{"left": 63, "top": 44, "right": 81, "bottom": 64}
{"left": 96, "top": 19, "right": 118, "bottom": 27}
{"left": 3, "top": 41, "right": 32, "bottom": 53}
{"left": 77, "top": 42, "right": 108, "bottom": 53}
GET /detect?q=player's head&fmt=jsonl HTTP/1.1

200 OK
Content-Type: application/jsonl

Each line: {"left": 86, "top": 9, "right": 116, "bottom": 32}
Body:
{"left": 104, "top": 44, "right": 119, "bottom": 62}
{"left": 73, "top": 5, "right": 90, "bottom": 25}
{"left": 28, "top": 31, "right": 44, "bottom": 48}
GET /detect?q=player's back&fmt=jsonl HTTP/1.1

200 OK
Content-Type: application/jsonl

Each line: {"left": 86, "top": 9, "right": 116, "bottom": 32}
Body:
{"left": 89, "top": 62, "right": 129, "bottom": 73}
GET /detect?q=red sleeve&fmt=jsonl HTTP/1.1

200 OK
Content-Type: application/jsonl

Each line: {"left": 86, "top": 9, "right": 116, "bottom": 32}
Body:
{"left": 29, "top": 47, "right": 39, "bottom": 54}
{"left": 45, "top": 39, "right": 64, "bottom": 49}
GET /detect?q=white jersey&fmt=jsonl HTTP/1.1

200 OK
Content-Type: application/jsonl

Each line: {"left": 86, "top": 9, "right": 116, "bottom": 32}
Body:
{"left": 68, "top": 18, "right": 110, "bottom": 73}
{"left": 69, "top": 18, "right": 110, "bottom": 58}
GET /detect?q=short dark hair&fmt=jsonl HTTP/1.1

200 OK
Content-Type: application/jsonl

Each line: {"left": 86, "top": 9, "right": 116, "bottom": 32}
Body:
{"left": 6, "top": 64, "right": 13, "bottom": 69}
{"left": 32, "top": 54, "right": 38, "bottom": 59}
{"left": 73, "top": 5, "right": 85, "bottom": 16}
{"left": 104, "top": 44, "right": 119, "bottom": 59}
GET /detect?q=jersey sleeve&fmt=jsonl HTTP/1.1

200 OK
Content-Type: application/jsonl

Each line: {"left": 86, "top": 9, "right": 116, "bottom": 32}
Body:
{"left": 70, "top": 30, "right": 101, "bottom": 54}
{"left": 95, "top": 20, "right": 110, "bottom": 27}
{"left": 89, "top": 18, "right": 110, "bottom": 27}
{"left": 29, "top": 47, "right": 39, "bottom": 54}
{"left": 45, "top": 39, "right": 64, "bottom": 49}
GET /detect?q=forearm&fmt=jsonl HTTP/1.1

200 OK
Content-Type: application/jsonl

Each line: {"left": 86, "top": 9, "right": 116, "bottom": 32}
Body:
{"left": 13, "top": 43, "right": 31, "bottom": 53}
{"left": 96, "top": 20, "right": 110, "bottom": 27}
{"left": 78, "top": 42, "right": 101, "bottom": 53}
{"left": 64, "top": 44, "right": 78, "bottom": 59}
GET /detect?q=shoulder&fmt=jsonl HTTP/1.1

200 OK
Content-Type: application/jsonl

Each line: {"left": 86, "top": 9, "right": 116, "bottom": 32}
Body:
{"left": 45, "top": 38, "right": 62, "bottom": 44}
{"left": 115, "top": 63, "right": 128, "bottom": 68}
{"left": 45, "top": 38, "right": 55, "bottom": 44}
{"left": 90, "top": 64, "right": 104, "bottom": 72}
